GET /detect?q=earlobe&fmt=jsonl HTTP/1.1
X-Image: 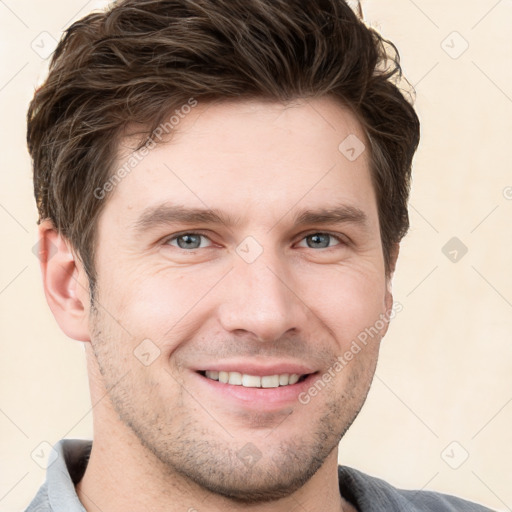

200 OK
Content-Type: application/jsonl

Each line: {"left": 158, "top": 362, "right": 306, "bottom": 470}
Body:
{"left": 37, "top": 220, "right": 91, "bottom": 342}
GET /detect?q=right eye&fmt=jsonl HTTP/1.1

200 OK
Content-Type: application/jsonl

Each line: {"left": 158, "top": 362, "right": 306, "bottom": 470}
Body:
{"left": 164, "top": 232, "right": 214, "bottom": 250}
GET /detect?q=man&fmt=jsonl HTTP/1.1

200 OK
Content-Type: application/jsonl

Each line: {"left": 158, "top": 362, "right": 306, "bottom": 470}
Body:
{"left": 25, "top": 0, "right": 494, "bottom": 510}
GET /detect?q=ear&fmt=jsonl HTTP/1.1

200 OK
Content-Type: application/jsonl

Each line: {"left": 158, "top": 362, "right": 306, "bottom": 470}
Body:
{"left": 36, "top": 220, "right": 91, "bottom": 342}
{"left": 386, "top": 241, "right": 400, "bottom": 281}
{"left": 382, "top": 243, "right": 400, "bottom": 336}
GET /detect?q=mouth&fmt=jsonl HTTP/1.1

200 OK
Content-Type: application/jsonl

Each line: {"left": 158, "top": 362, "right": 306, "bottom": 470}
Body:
{"left": 198, "top": 370, "right": 310, "bottom": 388}
{"left": 193, "top": 362, "right": 320, "bottom": 408}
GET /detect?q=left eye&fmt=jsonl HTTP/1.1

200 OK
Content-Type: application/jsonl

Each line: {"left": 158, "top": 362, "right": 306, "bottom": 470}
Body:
{"left": 297, "top": 233, "right": 342, "bottom": 249}
{"left": 166, "top": 233, "right": 212, "bottom": 250}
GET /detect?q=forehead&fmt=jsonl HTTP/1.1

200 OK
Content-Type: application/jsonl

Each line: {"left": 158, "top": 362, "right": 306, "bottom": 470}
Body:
{"left": 101, "top": 97, "right": 378, "bottom": 232}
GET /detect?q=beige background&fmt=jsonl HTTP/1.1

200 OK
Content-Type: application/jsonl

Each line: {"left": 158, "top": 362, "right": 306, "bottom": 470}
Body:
{"left": 1, "top": 1, "right": 511, "bottom": 510}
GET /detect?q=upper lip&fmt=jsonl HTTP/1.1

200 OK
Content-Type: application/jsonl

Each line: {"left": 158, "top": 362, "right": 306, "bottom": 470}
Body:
{"left": 195, "top": 360, "right": 317, "bottom": 377}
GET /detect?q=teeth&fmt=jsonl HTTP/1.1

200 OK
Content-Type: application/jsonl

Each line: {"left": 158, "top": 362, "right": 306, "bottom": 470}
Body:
{"left": 289, "top": 374, "right": 300, "bottom": 385}
{"left": 261, "top": 375, "right": 279, "bottom": 388}
{"left": 204, "top": 371, "right": 304, "bottom": 388}
{"left": 228, "top": 372, "right": 242, "bottom": 385}
{"left": 279, "top": 374, "right": 289, "bottom": 386}
{"left": 242, "top": 374, "right": 261, "bottom": 387}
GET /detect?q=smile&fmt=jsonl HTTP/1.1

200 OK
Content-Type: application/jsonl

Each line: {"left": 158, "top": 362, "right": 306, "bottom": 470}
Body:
{"left": 201, "top": 370, "right": 308, "bottom": 388}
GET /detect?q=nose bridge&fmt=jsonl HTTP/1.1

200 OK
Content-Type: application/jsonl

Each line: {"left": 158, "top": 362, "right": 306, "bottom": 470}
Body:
{"left": 218, "top": 242, "right": 304, "bottom": 342}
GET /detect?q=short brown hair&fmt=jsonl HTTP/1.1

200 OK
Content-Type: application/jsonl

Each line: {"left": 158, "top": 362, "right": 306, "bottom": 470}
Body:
{"left": 27, "top": 0, "right": 420, "bottom": 290}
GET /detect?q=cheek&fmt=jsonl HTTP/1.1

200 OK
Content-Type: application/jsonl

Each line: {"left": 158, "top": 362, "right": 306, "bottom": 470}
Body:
{"left": 300, "top": 267, "right": 388, "bottom": 346}
{"left": 105, "top": 269, "right": 217, "bottom": 348}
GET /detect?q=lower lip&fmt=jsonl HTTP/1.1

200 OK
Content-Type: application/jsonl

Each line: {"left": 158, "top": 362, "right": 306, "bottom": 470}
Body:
{"left": 195, "top": 372, "right": 319, "bottom": 409}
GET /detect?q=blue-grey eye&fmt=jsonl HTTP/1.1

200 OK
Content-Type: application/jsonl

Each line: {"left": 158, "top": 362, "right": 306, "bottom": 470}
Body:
{"left": 299, "top": 233, "right": 340, "bottom": 249}
{"left": 168, "top": 233, "right": 211, "bottom": 250}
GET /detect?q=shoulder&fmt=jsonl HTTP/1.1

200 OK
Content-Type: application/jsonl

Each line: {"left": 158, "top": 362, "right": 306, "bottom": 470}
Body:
{"left": 24, "top": 439, "right": 91, "bottom": 512}
{"left": 24, "top": 481, "right": 50, "bottom": 512}
{"left": 338, "top": 465, "right": 496, "bottom": 512}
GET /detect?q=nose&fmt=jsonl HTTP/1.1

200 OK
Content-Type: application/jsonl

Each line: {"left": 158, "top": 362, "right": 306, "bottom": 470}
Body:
{"left": 217, "top": 248, "right": 307, "bottom": 343}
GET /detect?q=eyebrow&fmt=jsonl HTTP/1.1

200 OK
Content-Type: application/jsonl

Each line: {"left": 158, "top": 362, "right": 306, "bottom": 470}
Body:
{"left": 131, "top": 203, "right": 368, "bottom": 235}
{"left": 291, "top": 205, "right": 368, "bottom": 229}
{"left": 132, "top": 204, "right": 238, "bottom": 234}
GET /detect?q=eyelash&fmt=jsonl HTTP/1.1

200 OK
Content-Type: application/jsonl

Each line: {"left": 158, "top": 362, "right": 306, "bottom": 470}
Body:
{"left": 163, "top": 231, "right": 348, "bottom": 250}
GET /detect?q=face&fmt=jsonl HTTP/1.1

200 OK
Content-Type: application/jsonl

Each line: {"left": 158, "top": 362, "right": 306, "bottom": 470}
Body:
{"left": 86, "top": 97, "right": 394, "bottom": 502}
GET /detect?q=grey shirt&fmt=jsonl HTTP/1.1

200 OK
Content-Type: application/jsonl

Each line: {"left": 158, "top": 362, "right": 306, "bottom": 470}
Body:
{"left": 24, "top": 439, "right": 494, "bottom": 511}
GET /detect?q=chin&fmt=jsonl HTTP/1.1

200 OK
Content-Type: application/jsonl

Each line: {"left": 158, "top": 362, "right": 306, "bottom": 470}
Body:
{"left": 173, "top": 446, "right": 324, "bottom": 504}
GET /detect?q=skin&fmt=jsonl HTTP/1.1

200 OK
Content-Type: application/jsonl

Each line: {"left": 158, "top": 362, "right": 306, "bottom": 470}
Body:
{"left": 40, "top": 96, "right": 398, "bottom": 512}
